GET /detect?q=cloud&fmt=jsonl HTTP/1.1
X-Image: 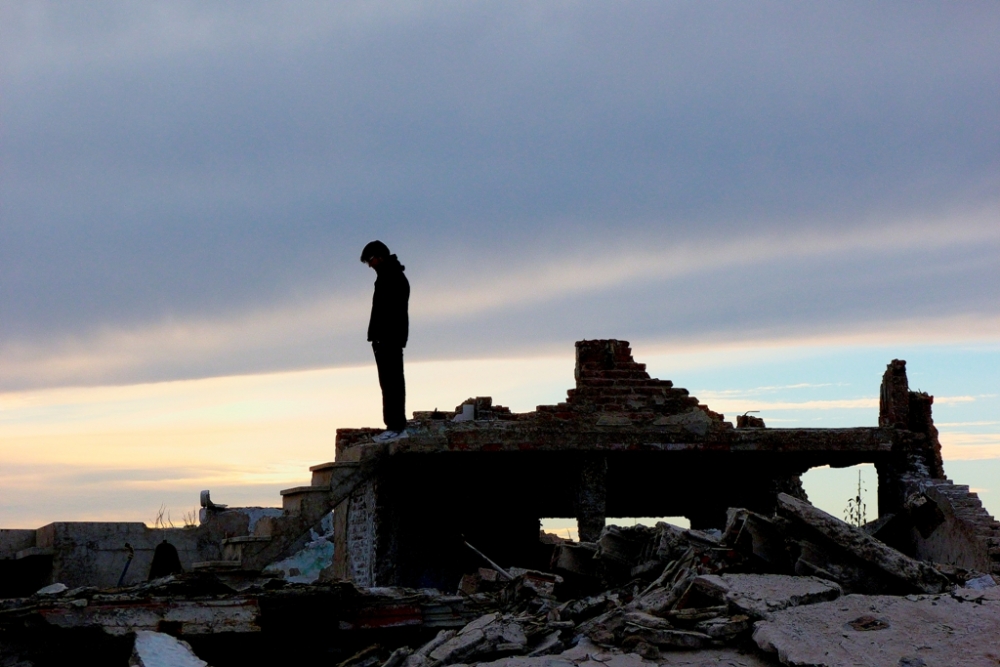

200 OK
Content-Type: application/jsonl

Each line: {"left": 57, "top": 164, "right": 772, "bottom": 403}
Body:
{"left": 937, "top": 421, "right": 1000, "bottom": 427}
{"left": 3, "top": 204, "right": 1000, "bottom": 389}
{"left": 697, "top": 384, "right": 842, "bottom": 396}
{"left": 698, "top": 395, "right": 976, "bottom": 414}
{"left": 0, "top": 463, "right": 243, "bottom": 489}
{"left": 2, "top": 2, "right": 999, "bottom": 389}
{"left": 698, "top": 397, "right": 879, "bottom": 412}
{"left": 933, "top": 396, "right": 977, "bottom": 405}
{"left": 940, "top": 433, "right": 1000, "bottom": 461}
{"left": 0, "top": 352, "right": 578, "bottom": 526}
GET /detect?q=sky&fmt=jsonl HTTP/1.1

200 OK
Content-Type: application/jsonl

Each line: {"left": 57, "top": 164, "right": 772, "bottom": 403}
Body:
{"left": 1, "top": 1, "right": 999, "bottom": 531}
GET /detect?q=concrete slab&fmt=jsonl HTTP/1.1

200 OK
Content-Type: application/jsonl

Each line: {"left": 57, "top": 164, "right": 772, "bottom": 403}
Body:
{"left": 131, "top": 631, "right": 207, "bottom": 667}
{"left": 466, "top": 637, "right": 778, "bottom": 667}
{"left": 692, "top": 574, "right": 842, "bottom": 620}
{"left": 753, "top": 592, "right": 1000, "bottom": 666}
{"left": 777, "top": 494, "right": 952, "bottom": 595}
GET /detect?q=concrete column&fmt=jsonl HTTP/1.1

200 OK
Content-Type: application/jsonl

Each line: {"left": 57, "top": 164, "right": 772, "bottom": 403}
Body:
{"left": 575, "top": 456, "right": 607, "bottom": 542}
{"left": 908, "top": 392, "right": 945, "bottom": 479}
{"left": 875, "top": 460, "right": 903, "bottom": 519}
{"left": 332, "top": 480, "right": 378, "bottom": 586}
{"left": 331, "top": 499, "right": 349, "bottom": 580}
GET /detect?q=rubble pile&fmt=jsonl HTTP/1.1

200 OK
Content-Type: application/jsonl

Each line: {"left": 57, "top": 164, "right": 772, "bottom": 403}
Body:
{"left": 336, "top": 495, "right": 997, "bottom": 667}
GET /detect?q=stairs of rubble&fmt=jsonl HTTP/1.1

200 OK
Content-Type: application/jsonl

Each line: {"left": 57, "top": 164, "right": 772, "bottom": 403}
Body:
{"left": 192, "top": 445, "right": 385, "bottom": 573}
{"left": 925, "top": 480, "right": 1000, "bottom": 575}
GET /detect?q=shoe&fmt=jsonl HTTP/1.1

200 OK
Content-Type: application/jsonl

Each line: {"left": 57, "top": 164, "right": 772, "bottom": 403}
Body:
{"left": 373, "top": 429, "right": 408, "bottom": 442}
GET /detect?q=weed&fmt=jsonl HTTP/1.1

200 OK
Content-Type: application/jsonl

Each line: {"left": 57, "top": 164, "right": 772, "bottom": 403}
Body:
{"left": 152, "top": 504, "right": 175, "bottom": 530}
{"left": 844, "top": 469, "right": 867, "bottom": 527}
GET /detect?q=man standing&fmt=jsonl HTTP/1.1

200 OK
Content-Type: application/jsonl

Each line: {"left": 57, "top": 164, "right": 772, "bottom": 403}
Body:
{"left": 361, "top": 240, "right": 410, "bottom": 441}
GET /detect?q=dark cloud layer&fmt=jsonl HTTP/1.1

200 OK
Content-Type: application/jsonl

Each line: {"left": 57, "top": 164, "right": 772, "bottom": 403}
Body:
{"left": 2, "top": 1, "right": 999, "bottom": 389}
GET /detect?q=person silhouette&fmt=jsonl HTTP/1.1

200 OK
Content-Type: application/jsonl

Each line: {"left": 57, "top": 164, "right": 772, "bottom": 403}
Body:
{"left": 361, "top": 240, "right": 410, "bottom": 441}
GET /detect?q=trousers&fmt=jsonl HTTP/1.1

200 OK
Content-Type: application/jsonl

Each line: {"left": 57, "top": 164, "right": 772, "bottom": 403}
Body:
{"left": 373, "top": 342, "right": 406, "bottom": 431}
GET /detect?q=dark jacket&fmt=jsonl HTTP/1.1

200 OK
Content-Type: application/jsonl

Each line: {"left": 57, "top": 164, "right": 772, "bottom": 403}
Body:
{"left": 367, "top": 255, "right": 410, "bottom": 347}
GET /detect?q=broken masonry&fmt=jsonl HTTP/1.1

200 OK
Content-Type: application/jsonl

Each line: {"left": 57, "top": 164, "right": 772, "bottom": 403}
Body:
{"left": 4, "top": 497, "right": 1000, "bottom": 666}
{"left": 2, "top": 339, "right": 997, "bottom": 593}
{"left": 328, "top": 340, "right": 1000, "bottom": 589}
{"left": 2, "top": 339, "right": 1000, "bottom": 667}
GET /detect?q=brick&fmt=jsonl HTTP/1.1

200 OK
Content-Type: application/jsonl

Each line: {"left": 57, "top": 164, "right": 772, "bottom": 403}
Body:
{"left": 578, "top": 378, "right": 615, "bottom": 387}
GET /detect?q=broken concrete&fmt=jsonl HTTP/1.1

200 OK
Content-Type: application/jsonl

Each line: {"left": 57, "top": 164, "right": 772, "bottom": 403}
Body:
{"left": 426, "top": 613, "right": 528, "bottom": 665}
{"left": 131, "top": 631, "right": 207, "bottom": 667}
{"left": 686, "top": 574, "right": 842, "bottom": 620}
{"left": 466, "top": 637, "right": 780, "bottom": 666}
{"left": 777, "top": 493, "right": 952, "bottom": 594}
{"left": 753, "top": 589, "right": 1000, "bottom": 666}
{"left": 0, "top": 510, "right": 986, "bottom": 666}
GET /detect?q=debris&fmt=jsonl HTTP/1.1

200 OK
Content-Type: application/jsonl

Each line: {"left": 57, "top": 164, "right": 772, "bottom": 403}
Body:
{"left": 458, "top": 573, "right": 480, "bottom": 596}
{"left": 622, "top": 626, "right": 711, "bottom": 650}
{"left": 0, "top": 508, "right": 992, "bottom": 666}
{"left": 665, "top": 605, "right": 728, "bottom": 624}
{"left": 199, "top": 490, "right": 226, "bottom": 510}
{"left": 338, "top": 644, "right": 384, "bottom": 667}
{"left": 130, "top": 631, "right": 207, "bottom": 667}
{"left": 737, "top": 413, "right": 766, "bottom": 428}
{"left": 382, "top": 646, "right": 413, "bottom": 667}
{"left": 263, "top": 532, "right": 335, "bottom": 583}
{"left": 557, "top": 592, "right": 617, "bottom": 624}
{"left": 776, "top": 493, "right": 952, "bottom": 594}
{"left": 526, "top": 630, "right": 563, "bottom": 657}
{"left": 381, "top": 646, "right": 413, "bottom": 667}
{"left": 623, "top": 610, "right": 671, "bottom": 630}
{"left": 406, "top": 629, "right": 456, "bottom": 662}
{"left": 963, "top": 574, "right": 997, "bottom": 590}
{"left": 753, "top": 592, "right": 1000, "bottom": 667}
{"left": 596, "top": 525, "right": 656, "bottom": 568}
{"left": 723, "top": 508, "right": 792, "bottom": 571}
{"left": 427, "top": 613, "right": 527, "bottom": 665}
{"left": 550, "top": 541, "right": 599, "bottom": 580}
{"left": 628, "top": 571, "right": 693, "bottom": 615}
{"left": 35, "top": 583, "right": 67, "bottom": 596}
{"left": 507, "top": 568, "right": 563, "bottom": 600}
{"left": 464, "top": 541, "right": 514, "bottom": 581}
{"left": 694, "top": 614, "right": 751, "bottom": 640}
{"left": 685, "top": 574, "right": 842, "bottom": 620}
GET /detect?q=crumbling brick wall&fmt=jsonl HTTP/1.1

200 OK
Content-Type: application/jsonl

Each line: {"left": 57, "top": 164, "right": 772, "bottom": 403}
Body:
{"left": 558, "top": 340, "right": 714, "bottom": 417}
{"left": 876, "top": 359, "right": 1000, "bottom": 574}
{"left": 331, "top": 483, "right": 379, "bottom": 585}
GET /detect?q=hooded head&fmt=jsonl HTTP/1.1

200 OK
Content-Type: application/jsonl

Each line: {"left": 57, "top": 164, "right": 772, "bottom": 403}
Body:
{"left": 360, "top": 240, "right": 390, "bottom": 263}
{"left": 361, "top": 240, "right": 404, "bottom": 271}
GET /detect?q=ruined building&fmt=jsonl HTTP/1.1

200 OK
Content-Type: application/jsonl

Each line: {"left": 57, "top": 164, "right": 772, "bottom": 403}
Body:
{"left": 2, "top": 340, "right": 997, "bottom": 595}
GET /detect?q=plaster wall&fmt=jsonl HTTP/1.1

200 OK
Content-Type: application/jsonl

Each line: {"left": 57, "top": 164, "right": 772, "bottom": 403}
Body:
{"left": 37, "top": 522, "right": 205, "bottom": 589}
{"left": 0, "top": 530, "right": 35, "bottom": 558}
